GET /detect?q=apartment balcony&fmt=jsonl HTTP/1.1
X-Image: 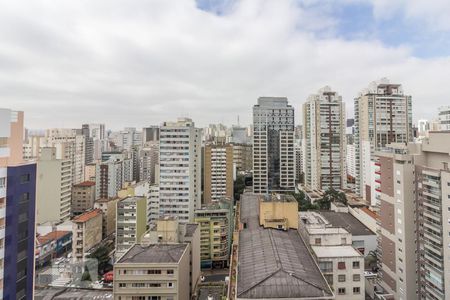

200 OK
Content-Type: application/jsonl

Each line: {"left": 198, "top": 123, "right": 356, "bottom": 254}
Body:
{"left": 0, "top": 226, "right": 4, "bottom": 240}
{"left": 0, "top": 205, "right": 4, "bottom": 220}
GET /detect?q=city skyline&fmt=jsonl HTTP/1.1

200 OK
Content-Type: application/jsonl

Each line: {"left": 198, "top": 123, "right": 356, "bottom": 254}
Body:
{"left": 2, "top": 0, "right": 450, "bottom": 129}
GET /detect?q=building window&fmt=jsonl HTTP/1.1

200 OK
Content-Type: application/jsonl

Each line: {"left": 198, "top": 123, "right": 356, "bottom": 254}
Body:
{"left": 341, "top": 238, "right": 346, "bottom": 244}
{"left": 315, "top": 238, "right": 321, "bottom": 245}
{"left": 0, "top": 178, "right": 5, "bottom": 188}
{"left": 352, "top": 261, "right": 360, "bottom": 269}
{"left": 168, "top": 282, "right": 173, "bottom": 288}
{"left": 353, "top": 274, "right": 360, "bottom": 282}
{"left": 353, "top": 287, "right": 361, "bottom": 294}
{"left": 338, "top": 288, "right": 346, "bottom": 295}
{"left": 167, "top": 269, "right": 174, "bottom": 275}
{"left": 118, "top": 283, "right": 126, "bottom": 287}
{"left": 318, "top": 261, "right": 332, "bottom": 273}
{"left": 338, "top": 275, "right": 346, "bottom": 282}
{"left": 337, "top": 262, "right": 346, "bottom": 270}
{"left": 20, "top": 174, "right": 30, "bottom": 184}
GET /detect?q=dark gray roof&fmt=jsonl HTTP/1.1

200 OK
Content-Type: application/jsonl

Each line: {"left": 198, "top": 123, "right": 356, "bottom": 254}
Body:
{"left": 237, "top": 193, "right": 333, "bottom": 299}
{"left": 185, "top": 223, "right": 198, "bottom": 237}
{"left": 319, "top": 211, "right": 375, "bottom": 236}
{"left": 117, "top": 243, "right": 188, "bottom": 264}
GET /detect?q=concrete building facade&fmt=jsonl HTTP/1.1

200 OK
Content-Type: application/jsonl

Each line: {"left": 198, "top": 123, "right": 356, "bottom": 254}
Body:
{"left": 253, "top": 97, "right": 295, "bottom": 194}
{"left": 354, "top": 79, "right": 413, "bottom": 204}
{"left": 72, "top": 181, "right": 96, "bottom": 215}
{"left": 72, "top": 209, "right": 103, "bottom": 261}
{"left": 159, "top": 118, "right": 202, "bottom": 223}
{"left": 303, "top": 86, "right": 346, "bottom": 191}
{"left": 203, "top": 144, "right": 234, "bottom": 203}
{"left": 36, "top": 147, "right": 72, "bottom": 224}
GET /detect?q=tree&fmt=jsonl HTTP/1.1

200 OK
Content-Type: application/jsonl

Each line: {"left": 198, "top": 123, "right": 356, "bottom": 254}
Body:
{"left": 286, "top": 191, "right": 319, "bottom": 211}
{"left": 317, "top": 188, "right": 348, "bottom": 209}
{"left": 87, "top": 245, "right": 111, "bottom": 275}
{"left": 234, "top": 174, "right": 246, "bottom": 201}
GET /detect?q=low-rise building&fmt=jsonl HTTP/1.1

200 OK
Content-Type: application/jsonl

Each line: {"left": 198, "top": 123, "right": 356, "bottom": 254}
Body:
{"left": 233, "top": 192, "right": 334, "bottom": 299}
{"left": 113, "top": 243, "right": 190, "bottom": 300}
{"left": 194, "top": 200, "right": 233, "bottom": 269}
{"left": 115, "top": 196, "right": 147, "bottom": 257}
{"left": 313, "top": 246, "right": 364, "bottom": 300}
{"left": 140, "top": 217, "right": 200, "bottom": 296}
{"left": 72, "top": 181, "right": 96, "bottom": 215}
{"left": 72, "top": 209, "right": 103, "bottom": 261}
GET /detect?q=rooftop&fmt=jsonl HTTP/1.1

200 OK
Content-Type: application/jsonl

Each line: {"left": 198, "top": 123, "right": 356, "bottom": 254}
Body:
{"left": 38, "top": 231, "right": 71, "bottom": 244}
{"left": 318, "top": 211, "right": 375, "bottom": 236}
{"left": 117, "top": 243, "right": 188, "bottom": 264}
{"left": 261, "top": 193, "right": 296, "bottom": 203}
{"left": 184, "top": 223, "right": 198, "bottom": 238}
{"left": 73, "top": 181, "right": 95, "bottom": 187}
{"left": 72, "top": 209, "right": 102, "bottom": 223}
{"left": 312, "top": 245, "right": 361, "bottom": 258}
{"left": 237, "top": 192, "right": 333, "bottom": 299}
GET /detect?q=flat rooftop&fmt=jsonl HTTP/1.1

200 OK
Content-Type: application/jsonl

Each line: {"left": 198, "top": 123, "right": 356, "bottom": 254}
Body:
{"left": 312, "top": 245, "right": 361, "bottom": 258}
{"left": 117, "top": 243, "right": 188, "bottom": 264}
{"left": 318, "top": 211, "right": 375, "bottom": 236}
{"left": 237, "top": 193, "right": 333, "bottom": 299}
{"left": 261, "top": 193, "right": 296, "bottom": 202}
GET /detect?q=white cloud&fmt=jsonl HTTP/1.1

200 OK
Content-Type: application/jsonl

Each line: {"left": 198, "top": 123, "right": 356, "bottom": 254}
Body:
{"left": 0, "top": 0, "right": 448, "bottom": 130}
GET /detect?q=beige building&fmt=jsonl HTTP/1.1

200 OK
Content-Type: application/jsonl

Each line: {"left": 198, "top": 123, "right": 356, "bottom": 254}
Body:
{"left": 140, "top": 217, "right": 201, "bottom": 297}
{"left": 303, "top": 86, "right": 347, "bottom": 191}
{"left": 72, "top": 181, "right": 96, "bottom": 215}
{"left": 72, "top": 209, "right": 103, "bottom": 261}
{"left": 94, "top": 197, "right": 120, "bottom": 238}
{"left": 116, "top": 196, "right": 148, "bottom": 257}
{"left": 313, "top": 246, "right": 364, "bottom": 300}
{"left": 113, "top": 243, "right": 190, "bottom": 300}
{"left": 354, "top": 79, "right": 413, "bottom": 204}
{"left": 259, "top": 194, "right": 298, "bottom": 230}
{"left": 232, "top": 143, "right": 252, "bottom": 172}
{"left": 204, "top": 144, "right": 234, "bottom": 203}
{"left": 84, "top": 163, "right": 96, "bottom": 181}
{"left": 376, "top": 131, "right": 450, "bottom": 300}
{"left": 36, "top": 147, "right": 72, "bottom": 224}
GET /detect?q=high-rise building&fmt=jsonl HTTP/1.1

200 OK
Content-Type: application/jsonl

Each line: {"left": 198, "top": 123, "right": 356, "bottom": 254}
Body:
{"left": 139, "top": 142, "right": 159, "bottom": 184}
{"left": 115, "top": 196, "right": 147, "bottom": 257}
{"left": 159, "top": 118, "right": 201, "bottom": 222}
{"left": 36, "top": 147, "right": 72, "bottom": 224}
{"left": 203, "top": 144, "right": 234, "bottom": 203}
{"left": 231, "top": 126, "right": 250, "bottom": 144}
{"left": 142, "top": 126, "right": 160, "bottom": 144}
{"left": 96, "top": 160, "right": 124, "bottom": 199}
{"left": 253, "top": 97, "right": 295, "bottom": 194}
{"left": 376, "top": 132, "right": 450, "bottom": 300}
{"left": 346, "top": 144, "right": 356, "bottom": 179}
{"left": 438, "top": 106, "right": 450, "bottom": 131}
{"left": 0, "top": 108, "right": 36, "bottom": 299}
{"left": 232, "top": 143, "right": 252, "bottom": 172}
{"left": 417, "top": 119, "right": 430, "bottom": 137}
{"left": 82, "top": 124, "right": 94, "bottom": 165}
{"left": 303, "top": 87, "right": 346, "bottom": 191}
{"left": 354, "top": 79, "right": 412, "bottom": 204}
{"left": 295, "top": 142, "right": 302, "bottom": 183}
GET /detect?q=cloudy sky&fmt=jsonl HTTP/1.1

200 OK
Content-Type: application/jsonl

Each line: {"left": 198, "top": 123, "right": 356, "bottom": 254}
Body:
{"left": 1, "top": 0, "right": 450, "bottom": 130}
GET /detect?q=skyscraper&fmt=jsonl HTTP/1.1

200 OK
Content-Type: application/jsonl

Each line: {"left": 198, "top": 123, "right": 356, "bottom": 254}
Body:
{"left": 303, "top": 87, "right": 346, "bottom": 191}
{"left": 354, "top": 79, "right": 413, "bottom": 204}
{"left": 253, "top": 97, "right": 295, "bottom": 194}
{"left": 159, "top": 118, "right": 201, "bottom": 222}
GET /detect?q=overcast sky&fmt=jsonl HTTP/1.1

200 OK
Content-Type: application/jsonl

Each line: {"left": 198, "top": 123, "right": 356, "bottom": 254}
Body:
{"left": 1, "top": 0, "right": 450, "bottom": 130}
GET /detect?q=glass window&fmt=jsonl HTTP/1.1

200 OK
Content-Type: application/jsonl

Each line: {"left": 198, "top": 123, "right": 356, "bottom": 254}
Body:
{"left": 338, "top": 275, "right": 346, "bottom": 282}
{"left": 352, "top": 261, "right": 360, "bottom": 269}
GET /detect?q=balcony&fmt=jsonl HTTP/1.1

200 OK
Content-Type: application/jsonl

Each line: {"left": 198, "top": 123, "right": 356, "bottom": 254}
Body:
{"left": 0, "top": 226, "right": 4, "bottom": 240}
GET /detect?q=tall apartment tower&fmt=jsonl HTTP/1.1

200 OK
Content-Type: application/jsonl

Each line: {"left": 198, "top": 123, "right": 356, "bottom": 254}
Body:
{"left": 204, "top": 144, "right": 234, "bottom": 203}
{"left": 36, "top": 147, "right": 72, "bottom": 224}
{"left": 142, "top": 126, "right": 160, "bottom": 144}
{"left": 159, "top": 118, "right": 201, "bottom": 222}
{"left": 302, "top": 87, "right": 346, "bottom": 191}
{"left": 375, "top": 132, "right": 450, "bottom": 300}
{"left": 354, "top": 79, "right": 412, "bottom": 203}
{"left": 0, "top": 109, "right": 36, "bottom": 299}
{"left": 438, "top": 106, "right": 450, "bottom": 131}
{"left": 253, "top": 97, "right": 295, "bottom": 194}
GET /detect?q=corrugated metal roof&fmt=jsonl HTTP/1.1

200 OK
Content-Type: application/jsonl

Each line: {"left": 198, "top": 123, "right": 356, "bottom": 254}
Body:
{"left": 237, "top": 193, "right": 334, "bottom": 299}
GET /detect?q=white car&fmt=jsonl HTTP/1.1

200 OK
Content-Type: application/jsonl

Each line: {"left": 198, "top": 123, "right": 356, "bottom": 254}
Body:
{"left": 200, "top": 276, "right": 205, "bottom": 282}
